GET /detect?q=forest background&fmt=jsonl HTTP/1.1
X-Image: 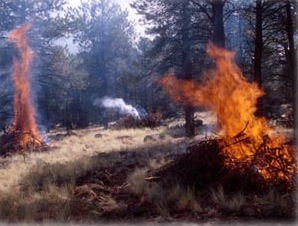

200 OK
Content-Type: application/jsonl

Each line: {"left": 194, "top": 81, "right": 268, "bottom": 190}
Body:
{"left": 0, "top": 0, "right": 296, "bottom": 137}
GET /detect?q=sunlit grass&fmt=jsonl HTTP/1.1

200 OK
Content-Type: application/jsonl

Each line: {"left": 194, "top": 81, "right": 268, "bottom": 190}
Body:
{"left": 0, "top": 126, "right": 168, "bottom": 192}
{"left": 0, "top": 112, "right": 293, "bottom": 222}
{"left": 0, "top": 124, "right": 189, "bottom": 222}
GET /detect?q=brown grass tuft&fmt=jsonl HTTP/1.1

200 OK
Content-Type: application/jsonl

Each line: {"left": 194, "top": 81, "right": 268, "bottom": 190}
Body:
{"left": 127, "top": 167, "right": 150, "bottom": 195}
{"left": 211, "top": 186, "right": 246, "bottom": 213}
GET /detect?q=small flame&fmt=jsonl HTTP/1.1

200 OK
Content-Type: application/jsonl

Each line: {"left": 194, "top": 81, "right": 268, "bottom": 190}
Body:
{"left": 8, "top": 23, "right": 41, "bottom": 143}
{"left": 160, "top": 42, "right": 295, "bottom": 183}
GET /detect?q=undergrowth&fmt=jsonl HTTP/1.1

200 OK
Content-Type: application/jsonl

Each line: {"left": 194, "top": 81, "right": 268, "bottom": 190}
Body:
{"left": 0, "top": 124, "right": 294, "bottom": 223}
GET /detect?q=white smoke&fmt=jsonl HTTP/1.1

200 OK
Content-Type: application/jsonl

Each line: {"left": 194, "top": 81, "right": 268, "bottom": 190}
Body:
{"left": 94, "top": 97, "right": 141, "bottom": 119}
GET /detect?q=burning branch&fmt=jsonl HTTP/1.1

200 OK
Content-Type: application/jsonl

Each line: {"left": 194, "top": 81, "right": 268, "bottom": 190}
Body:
{"left": 159, "top": 42, "right": 296, "bottom": 191}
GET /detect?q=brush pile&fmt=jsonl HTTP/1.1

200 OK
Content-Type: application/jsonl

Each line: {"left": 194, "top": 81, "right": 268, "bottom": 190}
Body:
{"left": 154, "top": 132, "right": 296, "bottom": 194}
{"left": 113, "top": 112, "right": 163, "bottom": 129}
{"left": 0, "top": 129, "right": 47, "bottom": 157}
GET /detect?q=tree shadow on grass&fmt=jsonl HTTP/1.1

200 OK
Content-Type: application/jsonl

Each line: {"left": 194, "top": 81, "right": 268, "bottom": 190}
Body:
{"left": 6, "top": 141, "right": 185, "bottom": 223}
{"left": 5, "top": 139, "right": 297, "bottom": 224}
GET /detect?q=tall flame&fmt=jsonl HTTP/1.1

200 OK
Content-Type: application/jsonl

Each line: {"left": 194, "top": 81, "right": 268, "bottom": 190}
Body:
{"left": 8, "top": 23, "right": 41, "bottom": 141}
{"left": 161, "top": 43, "right": 270, "bottom": 142}
{"left": 160, "top": 42, "right": 295, "bottom": 182}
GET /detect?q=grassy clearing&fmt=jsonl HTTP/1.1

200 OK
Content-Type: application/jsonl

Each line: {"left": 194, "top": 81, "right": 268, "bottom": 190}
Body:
{"left": 0, "top": 182, "right": 74, "bottom": 222}
{"left": 0, "top": 126, "right": 167, "bottom": 192}
{"left": 0, "top": 124, "right": 191, "bottom": 222}
{"left": 0, "top": 113, "right": 294, "bottom": 223}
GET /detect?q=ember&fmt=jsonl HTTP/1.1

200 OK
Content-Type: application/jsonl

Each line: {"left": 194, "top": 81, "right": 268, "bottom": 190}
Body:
{"left": 160, "top": 43, "right": 296, "bottom": 191}
{"left": 0, "top": 23, "right": 46, "bottom": 156}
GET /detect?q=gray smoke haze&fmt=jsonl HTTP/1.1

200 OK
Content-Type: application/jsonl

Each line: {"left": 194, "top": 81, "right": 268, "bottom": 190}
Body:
{"left": 94, "top": 97, "right": 141, "bottom": 119}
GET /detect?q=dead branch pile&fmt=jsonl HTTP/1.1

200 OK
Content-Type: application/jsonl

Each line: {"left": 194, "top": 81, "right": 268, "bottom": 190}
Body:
{"left": 154, "top": 134, "right": 296, "bottom": 194}
{"left": 222, "top": 136, "right": 296, "bottom": 192}
{"left": 0, "top": 130, "right": 47, "bottom": 157}
{"left": 113, "top": 112, "right": 163, "bottom": 129}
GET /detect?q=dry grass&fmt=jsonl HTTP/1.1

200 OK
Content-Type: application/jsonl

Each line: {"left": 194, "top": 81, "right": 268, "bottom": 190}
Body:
{"left": 167, "top": 186, "right": 202, "bottom": 212}
{"left": 211, "top": 186, "right": 246, "bottom": 213}
{"left": 127, "top": 167, "right": 150, "bottom": 195}
{"left": 0, "top": 111, "right": 294, "bottom": 223}
{"left": 0, "top": 124, "right": 189, "bottom": 222}
{"left": 127, "top": 165, "right": 202, "bottom": 218}
{"left": 151, "top": 184, "right": 202, "bottom": 217}
{"left": 0, "top": 126, "right": 167, "bottom": 192}
{"left": 0, "top": 182, "right": 73, "bottom": 222}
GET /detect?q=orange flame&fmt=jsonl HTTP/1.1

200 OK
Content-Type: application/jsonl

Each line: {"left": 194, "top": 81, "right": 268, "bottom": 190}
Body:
{"left": 8, "top": 23, "right": 41, "bottom": 142}
{"left": 160, "top": 42, "right": 295, "bottom": 182}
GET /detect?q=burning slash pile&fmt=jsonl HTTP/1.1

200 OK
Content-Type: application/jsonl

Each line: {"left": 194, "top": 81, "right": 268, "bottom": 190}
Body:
{"left": 0, "top": 24, "right": 46, "bottom": 156}
{"left": 158, "top": 43, "right": 296, "bottom": 193}
{"left": 113, "top": 112, "right": 163, "bottom": 129}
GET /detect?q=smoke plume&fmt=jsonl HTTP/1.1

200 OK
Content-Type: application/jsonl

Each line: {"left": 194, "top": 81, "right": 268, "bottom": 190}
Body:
{"left": 94, "top": 97, "right": 142, "bottom": 119}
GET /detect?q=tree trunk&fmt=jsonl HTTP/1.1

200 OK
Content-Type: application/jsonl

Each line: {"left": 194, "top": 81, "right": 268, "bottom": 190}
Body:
{"left": 64, "top": 102, "right": 73, "bottom": 132}
{"left": 254, "top": 0, "right": 263, "bottom": 116}
{"left": 184, "top": 106, "right": 195, "bottom": 137}
{"left": 182, "top": 1, "right": 195, "bottom": 137}
{"left": 101, "top": 55, "right": 108, "bottom": 95}
{"left": 285, "top": 0, "right": 296, "bottom": 99}
{"left": 285, "top": 0, "right": 297, "bottom": 131}
{"left": 211, "top": 0, "right": 225, "bottom": 129}
{"left": 211, "top": 0, "right": 225, "bottom": 48}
